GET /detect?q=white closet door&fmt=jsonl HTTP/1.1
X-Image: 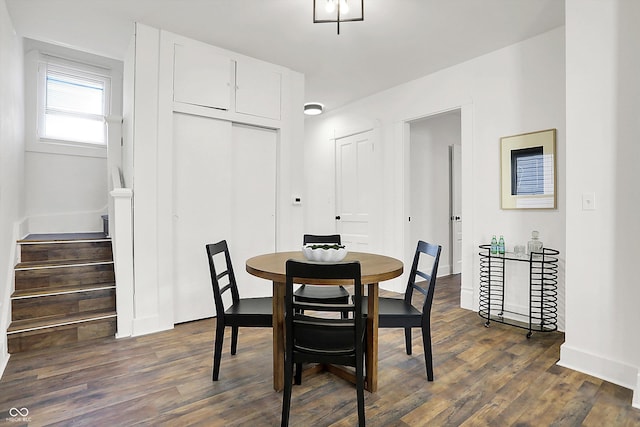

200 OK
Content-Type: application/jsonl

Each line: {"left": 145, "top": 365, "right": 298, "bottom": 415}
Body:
{"left": 230, "top": 124, "right": 277, "bottom": 298}
{"left": 172, "top": 114, "right": 277, "bottom": 323}
{"left": 173, "top": 113, "right": 232, "bottom": 324}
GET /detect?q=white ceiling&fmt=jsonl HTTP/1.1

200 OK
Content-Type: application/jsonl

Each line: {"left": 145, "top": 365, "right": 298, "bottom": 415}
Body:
{"left": 6, "top": 0, "right": 565, "bottom": 111}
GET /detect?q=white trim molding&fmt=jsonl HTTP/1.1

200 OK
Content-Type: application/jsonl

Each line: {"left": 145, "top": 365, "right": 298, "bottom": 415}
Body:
{"left": 559, "top": 343, "right": 639, "bottom": 404}
{"left": 110, "top": 183, "right": 134, "bottom": 338}
{"left": 634, "top": 373, "right": 640, "bottom": 409}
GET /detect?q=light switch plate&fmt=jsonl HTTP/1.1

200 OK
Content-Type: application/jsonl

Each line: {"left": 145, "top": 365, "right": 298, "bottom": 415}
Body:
{"left": 582, "top": 192, "right": 596, "bottom": 210}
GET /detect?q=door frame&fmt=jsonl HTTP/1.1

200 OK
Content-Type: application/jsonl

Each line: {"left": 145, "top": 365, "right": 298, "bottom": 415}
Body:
{"left": 401, "top": 103, "right": 474, "bottom": 310}
{"left": 405, "top": 111, "right": 460, "bottom": 277}
{"left": 450, "top": 144, "right": 462, "bottom": 275}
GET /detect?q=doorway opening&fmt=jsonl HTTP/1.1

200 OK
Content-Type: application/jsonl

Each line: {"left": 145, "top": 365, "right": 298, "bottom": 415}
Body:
{"left": 406, "top": 109, "right": 462, "bottom": 277}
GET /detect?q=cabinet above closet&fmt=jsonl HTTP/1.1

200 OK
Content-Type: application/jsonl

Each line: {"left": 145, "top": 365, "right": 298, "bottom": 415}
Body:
{"left": 236, "top": 61, "right": 281, "bottom": 120}
{"left": 172, "top": 41, "right": 281, "bottom": 121}
{"left": 173, "top": 43, "right": 233, "bottom": 111}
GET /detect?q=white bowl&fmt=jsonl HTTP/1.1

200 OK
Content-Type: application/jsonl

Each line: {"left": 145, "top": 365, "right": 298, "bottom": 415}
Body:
{"left": 302, "top": 244, "right": 348, "bottom": 262}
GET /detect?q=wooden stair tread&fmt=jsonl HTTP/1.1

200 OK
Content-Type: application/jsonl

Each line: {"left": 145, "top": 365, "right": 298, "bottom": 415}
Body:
{"left": 18, "top": 232, "right": 109, "bottom": 243}
{"left": 12, "top": 282, "right": 116, "bottom": 299}
{"left": 15, "top": 258, "right": 114, "bottom": 270}
{"left": 10, "top": 231, "right": 117, "bottom": 353}
{"left": 8, "top": 310, "right": 117, "bottom": 334}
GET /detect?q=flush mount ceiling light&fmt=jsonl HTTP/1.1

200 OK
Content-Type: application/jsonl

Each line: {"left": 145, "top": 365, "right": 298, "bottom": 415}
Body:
{"left": 313, "top": 0, "right": 364, "bottom": 35}
{"left": 304, "top": 102, "right": 324, "bottom": 115}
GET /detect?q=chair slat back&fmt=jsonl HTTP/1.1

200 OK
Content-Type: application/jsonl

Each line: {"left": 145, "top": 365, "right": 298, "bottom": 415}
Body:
{"left": 206, "top": 240, "right": 240, "bottom": 318}
{"left": 285, "top": 260, "right": 363, "bottom": 357}
{"left": 405, "top": 240, "right": 442, "bottom": 314}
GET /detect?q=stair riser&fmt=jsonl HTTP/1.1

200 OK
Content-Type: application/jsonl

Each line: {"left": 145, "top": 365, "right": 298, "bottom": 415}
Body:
{"left": 12, "top": 289, "right": 116, "bottom": 321}
{"left": 9, "top": 234, "right": 117, "bottom": 354}
{"left": 15, "top": 264, "right": 115, "bottom": 291}
{"left": 20, "top": 241, "right": 113, "bottom": 263}
{"left": 7, "top": 318, "right": 117, "bottom": 353}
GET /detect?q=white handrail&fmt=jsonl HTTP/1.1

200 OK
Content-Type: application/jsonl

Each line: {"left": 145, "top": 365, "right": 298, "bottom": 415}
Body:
{"left": 112, "top": 166, "right": 124, "bottom": 190}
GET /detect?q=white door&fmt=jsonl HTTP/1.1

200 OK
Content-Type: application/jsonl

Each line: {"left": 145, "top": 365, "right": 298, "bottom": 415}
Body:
{"left": 173, "top": 113, "right": 232, "bottom": 323}
{"left": 172, "top": 114, "right": 277, "bottom": 323}
{"left": 335, "top": 131, "right": 375, "bottom": 251}
{"left": 229, "top": 123, "right": 277, "bottom": 298}
{"left": 450, "top": 144, "right": 462, "bottom": 274}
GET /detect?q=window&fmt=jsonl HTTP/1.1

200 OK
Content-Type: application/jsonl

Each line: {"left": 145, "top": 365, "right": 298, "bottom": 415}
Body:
{"left": 38, "top": 57, "right": 111, "bottom": 146}
{"left": 511, "top": 146, "right": 544, "bottom": 195}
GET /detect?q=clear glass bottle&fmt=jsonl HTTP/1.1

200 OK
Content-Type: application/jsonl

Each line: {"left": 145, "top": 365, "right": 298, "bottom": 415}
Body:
{"left": 527, "top": 230, "right": 543, "bottom": 254}
{"left": 498, "top": 235, "right": 505, "bottom": 255}
{"left": 490, "top": 235, "right": 498, "bottom": 254}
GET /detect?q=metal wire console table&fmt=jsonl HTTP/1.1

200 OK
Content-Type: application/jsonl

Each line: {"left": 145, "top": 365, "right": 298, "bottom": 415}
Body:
{"left": 479, "top": 244, "right": 559, "bottom": 338}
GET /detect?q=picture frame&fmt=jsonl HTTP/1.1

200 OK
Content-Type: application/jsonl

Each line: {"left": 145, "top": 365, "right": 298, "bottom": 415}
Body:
{"left": 500, "top": 128, "right": 557, "bottom": 209}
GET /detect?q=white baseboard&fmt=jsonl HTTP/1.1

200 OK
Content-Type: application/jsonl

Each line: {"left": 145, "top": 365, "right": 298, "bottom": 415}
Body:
{"left": 559, "top": 343, "right": 638, "bottom": 393}
{"left": 17, "top": 217, "right": 28, "bottom": 242}
{"left": 0, "top": 220, "right": 23, "bottom": 380}
{"left": 438, "top": 264, "right": 452, "bottom": 276}
{"left": 26, "top": 208, "right": 107, "bottom": 234}
{"left": 634, "top": 373, "right": 640, "bottom": 409}
{"left": 460, "top": 286, "right": 474, "bottom": 310}
{"left": 0, "top": 350, "right": 8, "bottom": 380}
{"left": 132, "top": 315, "right": 173, "bottom": 337}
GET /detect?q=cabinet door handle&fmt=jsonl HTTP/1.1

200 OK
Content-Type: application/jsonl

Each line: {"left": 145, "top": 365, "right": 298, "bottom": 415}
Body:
{"left": 335, "top": 216, "right": 341, "bottom": 220}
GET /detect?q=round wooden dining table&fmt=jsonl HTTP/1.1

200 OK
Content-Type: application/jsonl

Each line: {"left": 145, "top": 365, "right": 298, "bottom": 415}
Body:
{"left": 246, "top": 251, "right": 403, "bottom": 393}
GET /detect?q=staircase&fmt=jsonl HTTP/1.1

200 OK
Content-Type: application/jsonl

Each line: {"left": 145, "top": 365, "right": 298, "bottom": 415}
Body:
{"left": 7, "top": 233, "right": 117, "bottom": 353}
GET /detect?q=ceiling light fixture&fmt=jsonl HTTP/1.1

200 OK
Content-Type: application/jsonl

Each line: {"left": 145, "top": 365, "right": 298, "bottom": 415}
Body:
{"left": 313, "top": 0, "right": 364, "bottom": 35}
{"left": 304, "top": 102, "right": 324, "bottom": 115}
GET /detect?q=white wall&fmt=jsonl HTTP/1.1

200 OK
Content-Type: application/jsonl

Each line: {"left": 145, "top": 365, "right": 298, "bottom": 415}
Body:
{"left": 0, "top": 0, "right": 25, "bottom": 375}
{"left": 305, "top": 28, "right": 566, "bottom": 328}
{"left": 561, "top": 0, "right": 640, "bottom": 406}
{"left": 22, "top": 39, "right": 123, "bottom": 233}
{"left": 24, "top": 152, "right": 108, "bottom": 233}
{"left": 409, "top": 112, "right": 461, "bottom": 276}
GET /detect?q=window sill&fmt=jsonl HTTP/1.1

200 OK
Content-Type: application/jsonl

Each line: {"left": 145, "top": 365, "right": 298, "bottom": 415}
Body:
{"left": 26, "top": 139, "right": 107, "bottom": 158}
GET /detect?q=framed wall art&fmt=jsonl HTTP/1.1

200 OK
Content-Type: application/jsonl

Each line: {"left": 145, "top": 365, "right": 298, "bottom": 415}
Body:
{"left": 500, "top": 128, "right": 556, "bottom": 209}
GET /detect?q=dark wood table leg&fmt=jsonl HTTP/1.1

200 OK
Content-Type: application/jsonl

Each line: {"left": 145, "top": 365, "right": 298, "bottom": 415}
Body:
{"left": 272, "top": 281, "right": 285, "bottom": 391}
{"left": 366, "top": 282, "right": 379, "bottom": 392}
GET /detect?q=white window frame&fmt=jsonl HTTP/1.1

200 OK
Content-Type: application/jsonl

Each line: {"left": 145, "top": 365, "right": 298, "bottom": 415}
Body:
{"left": 37, "top": 55, "right": 111, "bottom": 148}
{"left": 25, "top": 48, "right": 116, "bottom": 159}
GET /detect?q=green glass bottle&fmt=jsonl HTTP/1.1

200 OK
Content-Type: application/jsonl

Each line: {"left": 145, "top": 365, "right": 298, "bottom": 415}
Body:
{"left": 498, "top": 235, "right": 505, "bottom": 255}
{"left": 491, "top": 235, "right": 498, "bottom": 254}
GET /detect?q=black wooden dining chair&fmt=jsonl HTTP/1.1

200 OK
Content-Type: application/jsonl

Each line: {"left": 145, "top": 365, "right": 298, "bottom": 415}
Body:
{"left": 294, "top": 234, "right": 350, "bottom": 317}
{"left": 282, "top": 260, "right": 366, "bottom": 427}
{"left": 362, "top": 240, "right": 441, "bottom": 381}
{"left": 206, "top": 240, "right": 272, "bottom": 381}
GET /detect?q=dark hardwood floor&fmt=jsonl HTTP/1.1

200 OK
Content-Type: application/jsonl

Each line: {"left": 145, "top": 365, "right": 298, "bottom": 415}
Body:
{"left": 1, "top": 274, "right": 639, "bottom": 426}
